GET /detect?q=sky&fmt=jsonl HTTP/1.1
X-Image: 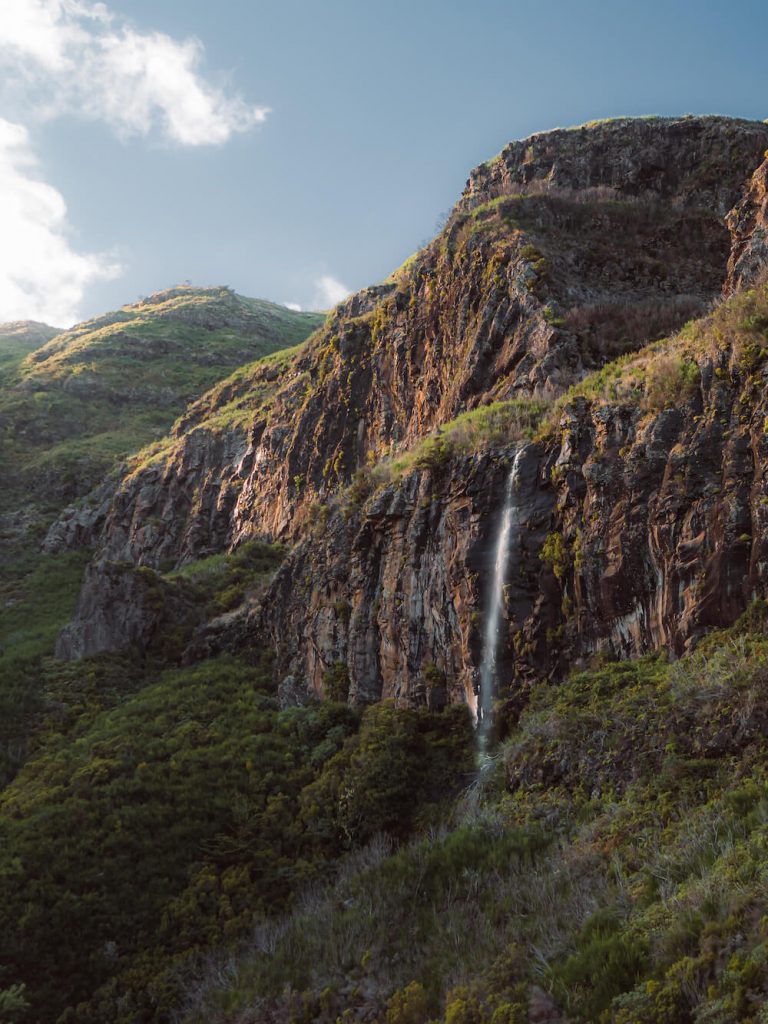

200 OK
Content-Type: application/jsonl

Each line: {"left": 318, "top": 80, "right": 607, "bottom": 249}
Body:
{"left": 0, "top": 0, "right": 767, "bottom": 327}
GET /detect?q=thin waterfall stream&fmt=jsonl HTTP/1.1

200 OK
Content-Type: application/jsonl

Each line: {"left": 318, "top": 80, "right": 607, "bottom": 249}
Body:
{"left": 476, "top": 448, "right": 524, "bottom": 753}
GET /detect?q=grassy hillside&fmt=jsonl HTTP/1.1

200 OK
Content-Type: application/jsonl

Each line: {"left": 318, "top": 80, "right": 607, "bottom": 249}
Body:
{"left": 0, "top": 322, "right": 59, "bottom": 378}
{"left": 0, "top": 286, "right": 323, "bottom": 515}
{"left": 0, "top": 288, "right": 323, "bottom": 791}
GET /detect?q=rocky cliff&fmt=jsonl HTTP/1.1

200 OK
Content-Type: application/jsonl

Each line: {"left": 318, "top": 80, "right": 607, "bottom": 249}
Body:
{"left": 261, "top": 445, "right": 555, "bottom": 710}
{"left": 55, "top": 117, "right": 768, "bottom": 716}
{"left": 53, "top": 119, "right": 766, "bottom": 553}
{"left": 726, "top": 150, "right": 768, "bottom": 292}
{"left": 461, "top": 115, "right": 767, "bottom": 218}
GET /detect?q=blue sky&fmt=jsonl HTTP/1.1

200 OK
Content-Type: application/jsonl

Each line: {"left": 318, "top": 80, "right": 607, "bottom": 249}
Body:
{"left": 1, "top": 0, "right": 767, "bottom": 326}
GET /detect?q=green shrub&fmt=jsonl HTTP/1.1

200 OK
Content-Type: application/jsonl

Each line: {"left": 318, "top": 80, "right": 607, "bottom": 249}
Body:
{"left": 0, "top": 984, "right": 29, "bottom": 1021}
{"left": 540, "top": 531, "right": 568, "bottom": 580}
{"left": 548, "top": 922, "right": 649, "bottom": 1021}
{"left": 322, "top": 660, "right": 350, "bottom": 702}
{"left": 386, "top": 981, "right": 432, "bottom": 1024}
{"left": 643, "top": 355, "right": 699, "bottom": 410}
{"left": 301, "top": 702, "right": 473, "bottom": 847}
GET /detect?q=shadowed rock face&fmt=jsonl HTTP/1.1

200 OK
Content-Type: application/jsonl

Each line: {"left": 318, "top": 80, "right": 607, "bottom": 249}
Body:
{"left": 726, "top": 153, "right": 768, "bottom": 293}
{"left": 259, "top": 446, "right": 555, "bottom": 709}
{"left": 536, "top": 353, "right": 768, "bottom": 664}
{"left": 56, "top": 562, "right": 203, "bottom": 661}
{"left": 53, "top": 117, "right": 768, "bottom": 703}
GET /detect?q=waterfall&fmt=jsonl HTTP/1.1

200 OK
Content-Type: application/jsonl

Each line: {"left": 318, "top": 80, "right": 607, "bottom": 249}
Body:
{"left": 476, "top": 448, "right": 524, "bottom": 752}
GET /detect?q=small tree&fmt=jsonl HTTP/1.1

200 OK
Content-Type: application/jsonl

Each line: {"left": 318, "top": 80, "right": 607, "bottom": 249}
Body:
{"left": 0, "top": 984, "right": 30, "bottom": 1022}
{"left": 386, "top": 981, "right": 431, "bottom": 1024}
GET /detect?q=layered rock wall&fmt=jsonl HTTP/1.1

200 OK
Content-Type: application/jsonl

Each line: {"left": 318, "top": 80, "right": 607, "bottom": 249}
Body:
{"left": 54, "top": 117, "right": 768, "bottom": 701}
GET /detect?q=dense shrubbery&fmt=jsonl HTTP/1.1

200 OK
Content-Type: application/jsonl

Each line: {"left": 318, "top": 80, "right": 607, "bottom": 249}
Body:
{"left": 0, "top": 550, "right": 92, "bottom": 785}
{"left": 0, "top": 647, "right": 473, "bottom": 1023}
{"left": 302, "top": 701, "right": 473, "bottom": 848}
{"left": 184, "top": 619, "right": 768, "bottom": 1024}
{"left": 400, "top": 401, "right": 549, "bottom": 467}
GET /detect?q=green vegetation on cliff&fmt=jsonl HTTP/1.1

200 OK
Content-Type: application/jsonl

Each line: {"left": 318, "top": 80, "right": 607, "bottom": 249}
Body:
{"left": 0, "top": 540, "right": 287, "bottom": 789}
{"left": 0, "top": 550, "right": 91, "bottom": 785}
{"left": 0, "top": 286, "right": 322, "bottom": 514}
{"left": 539, "top": 273, "right": 768, "bottom": 437}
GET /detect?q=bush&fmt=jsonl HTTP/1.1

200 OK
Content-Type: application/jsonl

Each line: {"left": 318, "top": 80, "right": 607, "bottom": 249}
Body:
{"left": 643, "top": 355, "right": 699, "bottom": 410}
{"left": 301, "top": 702, "right": 473, "bottom": 847}
{"left": 386, "top": 981, "right": 432, "bottom": 1024}
{"left": 0, "top": 985, "right": 29, "bottom": 1021}
{"left": 540, "top": 531, "right": 568, "bottom": 580}
{"left": 322, "top": 660, "right": 350, "bottom": 702}
{"left": 548, "top": 921, "right": 649, "bottom": 1021}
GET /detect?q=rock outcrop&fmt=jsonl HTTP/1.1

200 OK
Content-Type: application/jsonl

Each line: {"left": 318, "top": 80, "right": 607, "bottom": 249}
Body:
{"left": 55, "top": 117, "right": 768, "bottom": 710}
{"left": 726, "top": 152, "right": 768, "bottom": 293}
{"left": 461, "top": 115, "right": 768, "bottom": 218}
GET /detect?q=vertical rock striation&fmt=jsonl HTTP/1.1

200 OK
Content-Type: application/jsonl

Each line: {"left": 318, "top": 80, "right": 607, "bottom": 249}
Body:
{"left": 54, "top": 117, "right": 768, "bottom": 718}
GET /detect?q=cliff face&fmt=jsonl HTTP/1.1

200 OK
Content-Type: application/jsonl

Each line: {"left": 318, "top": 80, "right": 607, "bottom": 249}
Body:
{"left": 249, "top": 280, "right": 768, "bottom": 712}
{"left": 54, "top": 119, "right": 765, "bottom": 553}
{"left": 540, "top": 301, "right": 768, "bottom": 662}
{"left": 726, "top": 152, "right": 768, "bottom": 292}
{"left": 461, "top": 116, "right": 768, "bottom": 217}
{"left": 55, "top": 117, "right": 768, "bottom": 704}
{"left": 261, "top": 446, "right": 555, "bottom": 709}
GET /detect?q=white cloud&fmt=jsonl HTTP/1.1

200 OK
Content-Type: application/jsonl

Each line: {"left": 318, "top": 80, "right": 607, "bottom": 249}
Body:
{"left": 283, "top": 301, "right": 302, "bottom": 311}
{"left": 0, "top": 0, "right": 269, "bottom": 146}
{"left": 0, "top": 2, "right": 270, "bottom": 323}
{"left": 0, "top": 117, "right": 119, "bottom": 326}
{"left": 314, "top": 274, "right": 350, "bottom": 310}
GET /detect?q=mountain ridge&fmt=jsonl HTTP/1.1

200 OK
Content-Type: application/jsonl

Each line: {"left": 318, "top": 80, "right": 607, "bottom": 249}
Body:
{"left": 52, "top": 116, "right": 768, "bottom": 679}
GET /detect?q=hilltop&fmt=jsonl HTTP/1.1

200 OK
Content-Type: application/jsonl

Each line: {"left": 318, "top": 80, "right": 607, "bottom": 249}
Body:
{"left": 0, "top": 285, "right": 323, "bottom": 518}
